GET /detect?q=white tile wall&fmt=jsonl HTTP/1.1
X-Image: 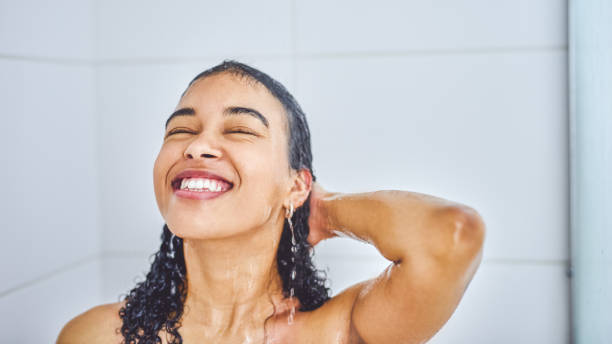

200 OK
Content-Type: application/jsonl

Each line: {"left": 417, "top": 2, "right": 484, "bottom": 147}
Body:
{"left": 94, "top": 0, "right": 293, "bottom": 60}
{"left": 0, "top": 0, "right": 94, "bottom": 59}
{"left": 99, "top": 252, "right": 153, "bottom": 304}
{"left": 428, "top": 262, "right": 570, "bottom": 343}
{"left": 296, "top": 0, "right": 566, "bottom": 53}
{"left": 296, "top": 53, "right": 568, "bottom": 262}
{"left": 0, "top": 2, "right": 98, "bottom": 342}
{"left": 0, "top": 259, "right": 101, "bottom": 343}
{"left": 313, "top": 245, "right": 393, "bottom": 294}
{"left": 0, "top": 59, "right": 99, "bottom": 292}
{"left": 0, "top": 0, "right": 569, "bottom": 342}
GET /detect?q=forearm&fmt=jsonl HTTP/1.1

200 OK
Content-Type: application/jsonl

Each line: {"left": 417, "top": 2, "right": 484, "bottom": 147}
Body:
{"left": 322, "top": 189, "right": 481, "bottom": 263}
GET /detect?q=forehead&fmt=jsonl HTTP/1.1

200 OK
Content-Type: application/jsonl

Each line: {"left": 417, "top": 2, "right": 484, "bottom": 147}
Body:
{"left": 178, "top": 72, "right": 287, "bottom": 130}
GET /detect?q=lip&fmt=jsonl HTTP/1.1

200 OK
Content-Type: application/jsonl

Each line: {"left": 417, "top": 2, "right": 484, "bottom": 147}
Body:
{"left": 174, "top": 187, "right": 231, "bottom": 200}
{"left": 170, "top": 169, "right": 234, "bottom": 200}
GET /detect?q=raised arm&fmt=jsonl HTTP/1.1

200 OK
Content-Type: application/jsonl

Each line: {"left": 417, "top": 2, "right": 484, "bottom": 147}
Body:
{"left": 309, "top": 183, "right": 485, "bottom": 344}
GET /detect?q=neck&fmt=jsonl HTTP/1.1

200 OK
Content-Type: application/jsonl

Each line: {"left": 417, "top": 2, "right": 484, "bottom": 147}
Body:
{"left": 180, "top": 214, "right": 289, "bottom": 333}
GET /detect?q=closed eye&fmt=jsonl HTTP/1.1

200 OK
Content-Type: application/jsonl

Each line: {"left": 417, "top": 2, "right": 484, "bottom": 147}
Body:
{"left": 165, "top": 128, "right": 258, "bottom": 138}
{"left": 166, "top": 128, "right": 194, "bottom": 137}
{"left": 228, "top": 129, "right": 257, "bottom": 135}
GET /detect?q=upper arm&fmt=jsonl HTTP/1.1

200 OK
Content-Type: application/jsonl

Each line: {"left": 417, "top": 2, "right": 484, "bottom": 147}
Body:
{"left": 56, "top": 303, "right": 122, "bottom": 344}
{"left": 349, "top": 206, "right": 486, "bottom": 344}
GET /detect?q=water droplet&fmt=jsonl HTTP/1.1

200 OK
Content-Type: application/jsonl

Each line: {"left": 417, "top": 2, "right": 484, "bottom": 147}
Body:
{"left": 288, "top": 305, "right": 295, "bottom": 325}
{"left": 287, "top": 218, "right": 298, "bottom": 325}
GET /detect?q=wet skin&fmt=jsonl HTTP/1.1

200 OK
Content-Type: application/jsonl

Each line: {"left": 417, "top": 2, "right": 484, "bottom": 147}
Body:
{"left": 56, "top": 71, "right": 486, "bottom": 344}
{"left": 153, "top": 71, "right": 323, "bottom": 343}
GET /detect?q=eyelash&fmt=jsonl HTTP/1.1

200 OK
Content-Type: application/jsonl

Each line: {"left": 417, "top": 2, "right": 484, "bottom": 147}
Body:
{"left": 166, "top": 128, "right": 256, "bottom": 136}
{"left": 167, "top": 129, "right": 190, "bottom": 135}
{"left": 228, "top": 129, "right": 257, "bottom": 136}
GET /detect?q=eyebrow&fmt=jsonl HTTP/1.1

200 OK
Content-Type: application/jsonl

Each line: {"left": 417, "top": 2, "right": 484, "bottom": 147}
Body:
{"left": 165, "top": 106, "right": 269, "bottom": 129}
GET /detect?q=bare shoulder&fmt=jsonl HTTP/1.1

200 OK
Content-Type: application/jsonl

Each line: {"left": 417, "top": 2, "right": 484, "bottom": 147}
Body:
{"left": 301, "top": 279, "right": 373, "bottom": 344}
{"left": 56, "top": 300, "right": 125, "bottom": 344}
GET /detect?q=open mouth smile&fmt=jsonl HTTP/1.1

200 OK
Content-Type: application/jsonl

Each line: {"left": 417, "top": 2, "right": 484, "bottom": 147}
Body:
{"left": 170, "top": 170, "right": 234, "bottom": 201}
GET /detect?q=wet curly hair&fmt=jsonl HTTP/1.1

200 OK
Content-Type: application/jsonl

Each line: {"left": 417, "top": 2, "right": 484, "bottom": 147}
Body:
{"left": 117, "top": 60, "right": 332, "bottom": 343}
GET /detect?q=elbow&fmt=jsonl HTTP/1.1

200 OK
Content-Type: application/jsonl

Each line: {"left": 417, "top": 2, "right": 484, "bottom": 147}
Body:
{"left": 447, "top": 206, "right": 486, "bottom": 252}
{"left": 418, "top": 204, "right": 486, "bottom": 263}
{"left": 435, "top": 205, "right": 486, "bottom": 258}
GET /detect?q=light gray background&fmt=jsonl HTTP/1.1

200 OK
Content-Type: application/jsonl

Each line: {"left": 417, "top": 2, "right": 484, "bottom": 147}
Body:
{"left": 0, "top": 0, "right": 569, "bottom": 343}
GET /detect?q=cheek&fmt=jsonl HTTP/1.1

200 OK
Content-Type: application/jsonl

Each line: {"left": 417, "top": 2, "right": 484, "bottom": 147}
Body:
{"left": 153, "top": 147, "right": 177, "bottom": 200}
{"left": 237, "top": 151, "right": 287, "bottom": 204}
{"left": 244, "top": 148, "right": 286, "bottom": 187}
{"left": 153, "top": 153, "right": 166, "bottom": 188}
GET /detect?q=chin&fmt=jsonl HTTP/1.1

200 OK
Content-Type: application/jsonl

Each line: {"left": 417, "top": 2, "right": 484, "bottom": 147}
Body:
{"left": 165, "top": 218, "right": 241, "bottom": 241}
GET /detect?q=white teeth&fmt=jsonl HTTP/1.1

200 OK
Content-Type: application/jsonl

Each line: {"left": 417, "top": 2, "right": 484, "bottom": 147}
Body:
{"left": 179, "top": 177, "right": 227, "bottom": 192}
{"left": 188, "top": 179, "right": 202, "bottom": 189}
{"left": 208, "top": 180, "right": 217, "bottom": 191}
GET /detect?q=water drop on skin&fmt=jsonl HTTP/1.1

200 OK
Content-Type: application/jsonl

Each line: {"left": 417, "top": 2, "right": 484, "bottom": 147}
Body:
{"left": 288, "top": 302, "right": 295, "bottom": 325}
{"left": 288, "top": 283, "right": 295, "bottom": 324}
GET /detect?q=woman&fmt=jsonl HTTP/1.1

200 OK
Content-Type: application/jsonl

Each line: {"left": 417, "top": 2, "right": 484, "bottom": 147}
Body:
{"left": 57, "top": 60, "right": 485, "bottom": 344}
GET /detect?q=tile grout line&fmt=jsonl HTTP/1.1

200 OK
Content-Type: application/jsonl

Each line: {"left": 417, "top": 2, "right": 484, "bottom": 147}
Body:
{"left": 99, "top": 250, "right": 156, "bottom": 259}
{"left": 481, "top": 258, "right": 568, "bottom": 266}
{"left": 95, "top": 46, "right": 568, "bottom": 65}
{"left": 91, "top": 0, "right": 104, "bottom": 303}
{"left": 0, "top": 45, "right": 567, "bottom": 66}
{"left": 0, "top": 53, "right": 94, "bottom": 65}
{"left": 0, "top": 253, "right": 101, "bottom": 299}
{"left": 293, "top": 45, "right": 567, "bottom": 59}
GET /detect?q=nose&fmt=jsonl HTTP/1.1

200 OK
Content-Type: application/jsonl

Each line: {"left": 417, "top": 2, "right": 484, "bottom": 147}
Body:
{"left": 183, "top": 131, "right": 223, "bottom": 160}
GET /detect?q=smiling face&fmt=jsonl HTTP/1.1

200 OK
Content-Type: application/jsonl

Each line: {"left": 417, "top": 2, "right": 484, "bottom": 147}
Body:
{"left": 153, "top": 71, "right": 295, "bottom": 240}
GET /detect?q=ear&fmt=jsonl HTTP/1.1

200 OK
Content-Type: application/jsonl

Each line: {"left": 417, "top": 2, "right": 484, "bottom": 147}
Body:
{"left": 284, "top": 168, "right": 313, "bottom": 210}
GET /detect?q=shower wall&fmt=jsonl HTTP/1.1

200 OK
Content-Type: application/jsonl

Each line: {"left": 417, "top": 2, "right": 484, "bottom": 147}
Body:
{"left": 0, "top": 0, "right": 100, "bottom": 343}
{"left": 94, "top": 1, "right": 569, "bottom": 343}
{"left": 0, "top": 1, "right": 569, "bottom": 343}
